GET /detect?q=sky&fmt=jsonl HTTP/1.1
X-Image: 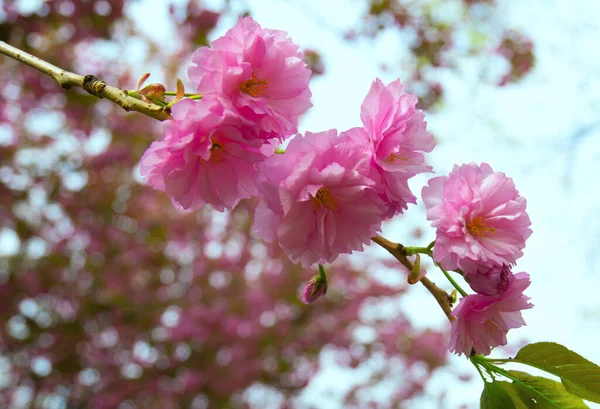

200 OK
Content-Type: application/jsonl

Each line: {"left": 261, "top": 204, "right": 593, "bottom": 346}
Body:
{"left": 3, "top": 0, "right": 600, "bottom": 407}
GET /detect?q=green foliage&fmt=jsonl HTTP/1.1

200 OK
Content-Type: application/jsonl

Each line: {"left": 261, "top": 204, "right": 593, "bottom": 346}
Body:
{"left": 476, "top": 342, "right": 600, "bottom": 408}
{"left": 480, "top": 382, "right": 518, "bottom": 409}
{"left": 508, "top": 371, "right": 589, "bottom": 409}
{"left": 513, "top": 343, "right": 600, "bottom": 403}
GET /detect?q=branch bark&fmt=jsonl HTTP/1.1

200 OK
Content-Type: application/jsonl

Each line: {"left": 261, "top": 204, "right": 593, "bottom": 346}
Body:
{"left": 0, "top": 41, "right": 171, "bottom": 122}
{"left": 372, "top": 235, "right": 455, "bottom": 322}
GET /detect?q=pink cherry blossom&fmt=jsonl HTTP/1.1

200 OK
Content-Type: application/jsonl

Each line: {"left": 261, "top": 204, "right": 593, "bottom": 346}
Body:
{"left": 461, "top": 259, "right": 515, "bottom": 296}
{"left": 361, "top": 79, "right": 435, "bottom": 174}
{"left": 348, "top": 78, "right": 435, "bottom": 217}
{"left": 253, "top": 129, "right": 387, "bottom": 267}
{"left": 422, "top": 163, "right": 532, "bottom": 271}
{"left": 189, "top": 16, "right": 312, "bottom": 139}
{"left": 140, "top": 98, "right": 268, "bottom": 211}
{"left": 449, "top": 272, "right": 533, "bottom": 356}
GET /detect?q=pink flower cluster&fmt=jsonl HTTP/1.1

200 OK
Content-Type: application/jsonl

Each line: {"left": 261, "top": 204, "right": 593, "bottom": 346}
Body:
{"left": 140, "top": 99, "right": 267, "bottom": 211}
{"left": 141, "top": 17, "right": 312, "bottom": 211}
{"left": 252, "top": 77, "right": 434, "bottom": 266}
{"left": 139, "top": 16, "right": 537, "bottom": 360}
{"left": 422, "top": 163, "right": 533, "bottom": 356}
{"left": 141, "top": 17, "right": 434, "bottom": 268}
{"left": 347, "top": 78, "right": 435, "bottom": 217}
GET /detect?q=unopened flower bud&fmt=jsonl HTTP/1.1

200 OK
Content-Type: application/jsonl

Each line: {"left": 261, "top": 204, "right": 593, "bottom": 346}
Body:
{"left": 301, "top": 274, "right": 327, "bottom": 304}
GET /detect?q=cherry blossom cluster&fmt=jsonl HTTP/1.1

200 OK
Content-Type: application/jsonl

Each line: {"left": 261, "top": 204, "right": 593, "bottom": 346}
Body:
{"left": 141, "top": 17, "right": 435, "bottom": 267}
{"left": 141, "top": 17, "right": 313, "bottom": 211}
{"left": 140, "top": 17, "right": 533, "bottom": 358}
{"left": 423, "top": 163, "right": 533, "bottom": 355}
{"left": 0, "top": 3, "right": 550, "bottom": 406}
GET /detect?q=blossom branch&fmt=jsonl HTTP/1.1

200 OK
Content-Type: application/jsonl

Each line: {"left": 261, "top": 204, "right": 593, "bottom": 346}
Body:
{"left": 419, "top": 276, "right": 455, "bottom": 322}
{"left": 0, "top": 41, "right": 171, "bottom": 121}
{"left": 371, "top": 235, "right": 412, "bottom": 270}
{"left": 371, "top": 235, "right": 455, "bottom": 322}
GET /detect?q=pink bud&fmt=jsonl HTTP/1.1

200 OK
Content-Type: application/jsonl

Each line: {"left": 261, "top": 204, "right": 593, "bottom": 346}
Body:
{"left": 300, "top": 276, "right": 327, "bottom": 304}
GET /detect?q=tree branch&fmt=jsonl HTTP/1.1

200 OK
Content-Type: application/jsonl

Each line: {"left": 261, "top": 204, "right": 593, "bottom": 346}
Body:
{"left": 419, "top": 276, "right": 455, "bottom": 322}
{"left": 372, "top": 235, "right": 455, "bottom": 322}
{"left": 0, "top": 41, "right": 172, "bottom": 122}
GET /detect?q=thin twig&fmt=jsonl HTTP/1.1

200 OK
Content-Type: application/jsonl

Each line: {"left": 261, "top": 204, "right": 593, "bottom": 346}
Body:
{"left": 372, "top": 235, "right": 455, "bottom": 322}
{"left": 0, "top": 41, "right": 171, "bottom": 121}
{"left": 419, "top": 276, "right": 455, "bottom": 322}
{"left": 371, "top": 235, "right": 412, "bottom": 270}
{"left": 438, "top": 264, "right": 468, "bottom": 297}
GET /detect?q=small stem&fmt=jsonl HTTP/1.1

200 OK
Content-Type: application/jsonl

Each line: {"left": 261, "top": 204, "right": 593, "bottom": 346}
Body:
{"left": 487, "top": 358, "right": 512, "bottom": 364}
{"left": 472, "top": 359, "right": 488, "bottom": 383}
{"left": 317, "top": 264, "right": 327, "bottom": 281}
{"left": 163, "top": 91, "right": 202, "bottom": 97}
{"left": 427, "top": 240, "right": 435, "bottom": 250}
{"left": 0, "top": 41, "right": 171, "bottom": 121}
{"left": 437, "top": 264, "right": 468, "bottom": 297}
{"left": 150, "top": 97, "right": 169, "bottom": 107}
{"left": 372, "top": 235, "right": 455, "bottom": 322}
{"left": 404, "top": 246, "right": 432, "bottom": 256}
{"left": 476, "top": 359, "right": 558, "bottom": 406}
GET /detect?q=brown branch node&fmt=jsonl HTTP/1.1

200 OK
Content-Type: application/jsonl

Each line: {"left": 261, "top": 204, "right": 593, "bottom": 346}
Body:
{"left": 0, "top": 41, "right": 172, "bottom": 121}
{"left": 82, "top": 75, "right": 107, "bottom": 97}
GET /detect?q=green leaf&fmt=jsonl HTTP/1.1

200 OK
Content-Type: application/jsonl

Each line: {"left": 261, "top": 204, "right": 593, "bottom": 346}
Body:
{"left": 496, "top": 382, "right": 530, "bottom": 409}
{"left": 481, "top": 381, "right": 519, "bottom": 409}
{"left": 563, "top": 379, "right": 600, "bottom": 404}
{"left": 508, "top": 371, "right": 589, "bottom": 408}
{"left": 513, "top": 342, "right": 600, "bottom": 403}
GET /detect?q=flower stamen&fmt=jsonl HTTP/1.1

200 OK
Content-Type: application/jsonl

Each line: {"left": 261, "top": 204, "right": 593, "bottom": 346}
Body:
{"left": 466, "top": 216, "right": 496, "bottom": 237}
{"left": 311, "top": 187, "right": 338, "bottom": 211}
{"left": 240, "top": 75, "right": 269, "bottom": 97}
{"left": 385, "top": 153, "right": 409, "bottom": 163}
{"left": 209, "top": 143, "right": 226, "bottom": 165}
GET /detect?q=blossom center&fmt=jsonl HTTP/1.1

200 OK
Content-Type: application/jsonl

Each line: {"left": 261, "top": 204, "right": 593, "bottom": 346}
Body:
{"left": 209, "top": 143, "right": 226, "bottom": 165}
{"left": 240, "top": 75, "right": 269, "bottom": 97}
{"left": 385, "top": 153, "right": 409, "bottom": 163}
{"left": 466, "top": 216, "right": 496, "bottom": 237}
{"left": 311, "top": 187, "right": 338, "bottom": 211}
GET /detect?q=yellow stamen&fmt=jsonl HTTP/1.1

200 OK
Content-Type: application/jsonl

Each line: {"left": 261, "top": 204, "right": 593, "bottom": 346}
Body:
{"left": 485, "top": 319, "right": 503, "bottom": 336}
{"left": 209, "top": 143, "right": 226, "bottom": 165}
{"left": 240, "top": 75, "right": 269, "bottom": 97}
{"left": 311, "top": 187, "right": 338, "bottom": 211}
{"left": 385, "top": 153, "right": 409, "bottom": 163}
{"left": 466, "top": 216, "right": 496, "bottom": 237}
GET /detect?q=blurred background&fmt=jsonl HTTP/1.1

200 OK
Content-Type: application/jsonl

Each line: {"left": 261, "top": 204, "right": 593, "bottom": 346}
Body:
{"left": 0, "top": 0, "right": 599, "bottom": 408}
